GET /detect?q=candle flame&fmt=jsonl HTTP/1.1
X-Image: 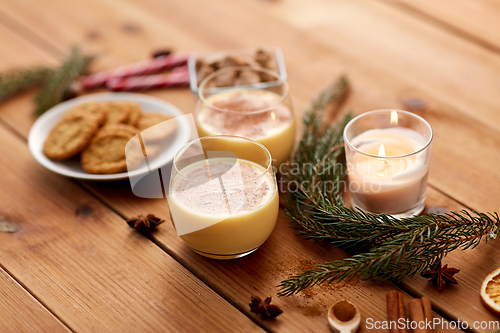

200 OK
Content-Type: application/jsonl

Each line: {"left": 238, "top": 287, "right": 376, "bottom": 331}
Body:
{"left": 378, "top": 144, "right": 386, "bottom": 157}
{"left": 390, "top": 110, "right": 398, "bottom": 125}
{"left": 271, "top": 111, "right": 276, "bottom": 121}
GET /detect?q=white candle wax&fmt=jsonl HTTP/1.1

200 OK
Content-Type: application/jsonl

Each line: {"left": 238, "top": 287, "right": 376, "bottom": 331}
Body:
{"left": 347, "top": 127, "right": 429, "bottom": 215}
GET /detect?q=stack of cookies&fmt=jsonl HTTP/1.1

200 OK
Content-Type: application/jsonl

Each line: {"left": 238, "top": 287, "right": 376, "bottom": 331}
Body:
{"left": 43, "top": 101, "right": 177, "bottom": 174}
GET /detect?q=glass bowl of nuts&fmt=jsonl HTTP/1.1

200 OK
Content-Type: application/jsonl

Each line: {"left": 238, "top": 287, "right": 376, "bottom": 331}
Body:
{"left": 187, "top": 46, "right": 287, "bottom": 97}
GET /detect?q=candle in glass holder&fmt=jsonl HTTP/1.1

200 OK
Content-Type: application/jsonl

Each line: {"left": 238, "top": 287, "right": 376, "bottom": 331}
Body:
{"left": 344, "top": 110, "right": 433, "bottom": 217}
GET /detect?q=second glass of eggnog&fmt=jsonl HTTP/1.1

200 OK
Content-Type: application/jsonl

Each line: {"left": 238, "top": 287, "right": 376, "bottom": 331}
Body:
{"left": 196, "top": 66, "right": 295, "bottom": 170}
{"left": 167, "top": 135, "right": 279, "bottom": 259}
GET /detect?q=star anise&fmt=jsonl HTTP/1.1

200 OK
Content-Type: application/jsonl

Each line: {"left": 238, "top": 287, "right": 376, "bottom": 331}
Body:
{"left": 127, "top": 214, "right": 164, "bottom": 233}
{"left": 422, "top": 262, "right": 460, "bottom": 291}
{"left": 249, "top": 296, "right": 283, "bottom": 319}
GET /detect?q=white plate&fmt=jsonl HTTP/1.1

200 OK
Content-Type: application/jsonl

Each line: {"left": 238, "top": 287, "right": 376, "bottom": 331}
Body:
{"left": 28, "top": 92, "right": 190, "bottom": 181}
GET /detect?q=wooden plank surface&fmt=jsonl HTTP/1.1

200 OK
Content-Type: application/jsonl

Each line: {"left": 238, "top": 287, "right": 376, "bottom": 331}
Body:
{"left": 0, "top": 269, "right": 70, "bottom": 333}
{"left": 388, "top": 0, "right": 500, "bottom": 53}
{"left": 0, "top": 17, "right": 463, "bottom": 333}
{"left": 1, "top": 0, "right": 499, "bottom": 226}
{"left": 0, "top": 124, "right": 262, "bottom": 332}
{"left": 83, "top": 180, "right": 462, "bottom": 333}
{"left": 0, "top": 0, "right": 499, "bottom": 331}
{"left": 130, "top": 0, "right": 500, "bottom": 131}
{"left": 3, "top": 0, "right": 500, "bottom": 214}
{"left": 402, "top": 190, "right": 500, "bottom": 328}
{"left": 0, "top": 22, "right": 56, "bottom": 70}
{"left": 251, "top": 0, "right": 500, "bottom": 213}
{"left": 0, "top": 18, "right": 57, "bottom": 137}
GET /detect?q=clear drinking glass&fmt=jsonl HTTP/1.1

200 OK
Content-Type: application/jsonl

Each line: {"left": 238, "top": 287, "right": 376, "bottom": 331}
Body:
{"left": 343, "top": 109, "right": 433, "bottom": 217}
{"left": 195, "top": 66, "right": 295, "bottom": 170}
{"left": 167, "top": 135, "right": 279, "bottom": 259}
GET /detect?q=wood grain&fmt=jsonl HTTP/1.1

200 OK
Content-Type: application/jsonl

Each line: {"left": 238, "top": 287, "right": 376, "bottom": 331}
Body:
{"left": 0, "top": 21, "right": 463, "bottom": 330}
{"left": 0, "top": 19, "right": 56, "bottom": 137}
{"left": 124, "top": 0, "right": 500, "bottom": 131}
{"left": 2, "top": 0, "right": 500, "bottom": 214}
{"left": 0, "top": 123, "right": 262, "bottom": 332}
{"left": 0, "top": 269, "right": 70, "bottom": 333}
{"left": 0, "top": 0, "right": 499, "bottom": 331}
{"left": 81, "top": 181, "right": 461, "bottom": 332}
{"left": 387, "top": 0, "right": 500, "bottom": 53}
{"left": 402, "top": 188, "right": 500, "bottom": 329}
{"left": 0, "top": 20, "right": 56, "bottom": 71}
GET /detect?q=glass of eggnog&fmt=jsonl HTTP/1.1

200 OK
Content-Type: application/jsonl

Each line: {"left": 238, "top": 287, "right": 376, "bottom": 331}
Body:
{"left": 196, "top": 66, "right": 295, "bottom": 170}
{"left": 167, "top": 135, "right": 279, "bottom": 259}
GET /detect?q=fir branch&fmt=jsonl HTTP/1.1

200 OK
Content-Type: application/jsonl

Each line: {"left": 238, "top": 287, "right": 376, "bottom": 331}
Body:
{"left": 279, "top": 210, "right": 499, "bottom": 296}
{"left": 34, "top": 46, "right": 94, "bottom": 116}
{"left": 278, "top": 76, "right": 500, "bottom": 296}
{"left": 0, "top": 66, "right": 52, "bottom": 102}
{"left": 284, "top": 75, "right": 351, "bottom": 208}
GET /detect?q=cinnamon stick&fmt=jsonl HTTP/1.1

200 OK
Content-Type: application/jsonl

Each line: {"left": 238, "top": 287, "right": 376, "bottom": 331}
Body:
{"left": 421, "top": 297, "right": 434, "bottom": 333}
{"left": 387, "top": 290, "right": 408, "bottom": 333}
{"left": 409, "top": 299, "right": 426, "bottom": 333}
{"left": 387, "top": 290, "right": 400, "bottom": 333}
{"left": 398, "top": 292, "right": 408, "bottom": 333}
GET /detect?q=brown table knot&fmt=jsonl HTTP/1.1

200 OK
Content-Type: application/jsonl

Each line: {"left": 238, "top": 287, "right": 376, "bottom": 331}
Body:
{"left": 402, "top": 98, "right": 428, "bottom": 112}
{"left": 76, "top": 206, "right": 93, "bottom": 217}
{"left": 86, "top": 30, "right": 101, "bottom": 41}
{"left": 122, "top": 22, "right": 141, "bottom": 34}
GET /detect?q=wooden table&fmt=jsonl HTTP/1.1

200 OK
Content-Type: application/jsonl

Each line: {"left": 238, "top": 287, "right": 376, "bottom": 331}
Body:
{"left": 1, "top": 0, "right": 500, "bottom": 332}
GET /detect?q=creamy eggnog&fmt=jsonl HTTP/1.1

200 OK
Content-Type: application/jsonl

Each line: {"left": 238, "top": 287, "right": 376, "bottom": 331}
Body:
{"left": 168, "top": 158, "right": 279, "bottom": 258}
{"left": 197, "top": 90, "right": 295, "bottom": 167}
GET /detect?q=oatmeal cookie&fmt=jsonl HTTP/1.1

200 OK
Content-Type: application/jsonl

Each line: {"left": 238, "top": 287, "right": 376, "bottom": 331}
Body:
{"left": 62, "top": 102, "right": 108, "bottom": 126}
{"left": 43, "top": 114, "right": 100, "bottom": 160}
{"left": 103, "top": 101, "right": 132, "bottom": 125}
{"left": 126, "top": 102, "right": 143, "bottom": 127}
{"left": 81, "top": 127, "right": 137, "bottom": 174}
{"left": 97, "top": 124, "right": 139, "bottom": 138}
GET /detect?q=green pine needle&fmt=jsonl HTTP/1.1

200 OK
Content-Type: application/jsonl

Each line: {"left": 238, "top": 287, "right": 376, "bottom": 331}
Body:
{"left": 0, "top": 66, "right": 52, "bottom": 102}
{"left": 34, "top": 46, "right": 94, "bottom": 116}
{"left": 277, "top": 76, "right": 500, "bottom": 296}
